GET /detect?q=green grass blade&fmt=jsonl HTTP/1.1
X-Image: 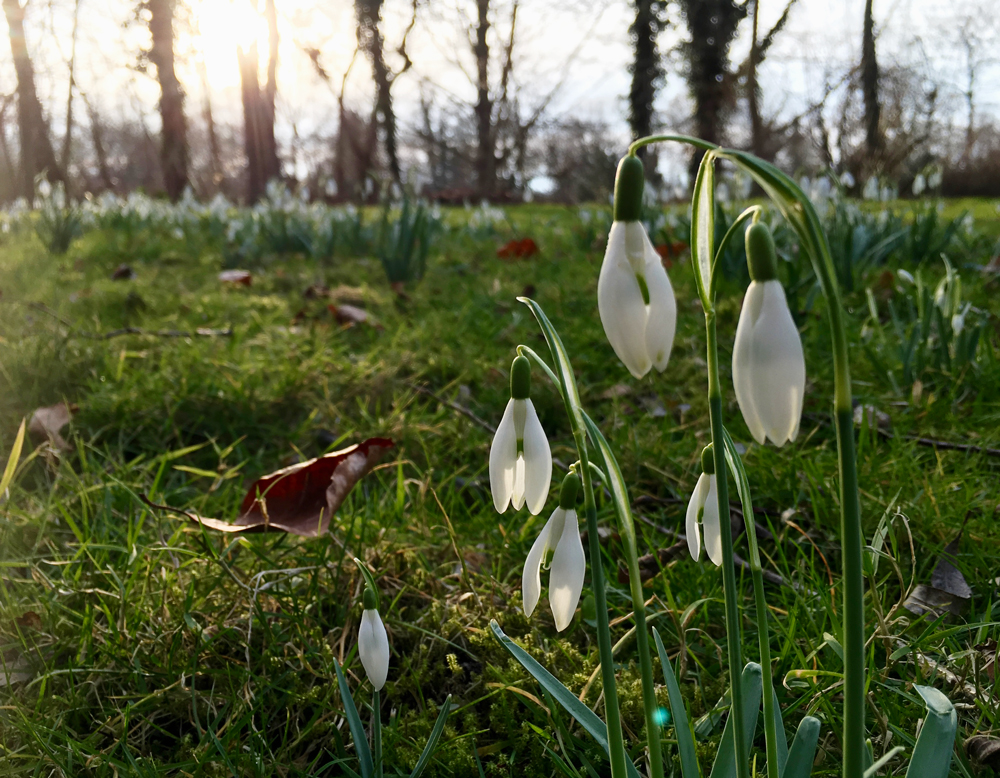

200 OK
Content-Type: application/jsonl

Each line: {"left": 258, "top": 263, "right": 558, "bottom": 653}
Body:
{"left": 769, "top": 686, "right": 788, "bottom": 776}
{"left": 781, "top": 716, "right": 820, "bottom": 778}
{"left": 864, "top": 746, "right": 905, "bottom": 778}
{"left": 0, "top": 419, "right": 26, "bottom": 497}
{"left": 903, "top": 686, "right": 957, "bottom": 778}
{"left": 408, "top": 694, "right": 453, "bottom": 778}
{"left": 333, "top": 657, "right": 374, "bottom": 778}
{"left": 652, "top": 627, "right": 700, "bottom": 778}
{"left": 709, "top": 663, "right": 763, "bottom": 778}
{"left": 489, "top": 620, "right": 642, "bottom": 778}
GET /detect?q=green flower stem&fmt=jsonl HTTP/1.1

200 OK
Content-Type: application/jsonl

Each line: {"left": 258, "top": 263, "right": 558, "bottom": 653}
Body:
{"left": 706, "top": 313, "right": 749, "bottom": 778}
{"left": 373, "top": 688, "right": 383, "bottom": 778}
{"left": 521, "top": 342, "right": 662, "bottom": 778}
{"left": 576, "top": 432, "right": 630, "bottom": 778}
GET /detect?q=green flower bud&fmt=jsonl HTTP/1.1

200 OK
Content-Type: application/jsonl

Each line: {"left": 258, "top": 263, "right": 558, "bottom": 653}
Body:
{"left": 362, "top": 584, "right": 378, "bottom": 611}
{"left": 745, "top": 222, "right": 778, "bottom": 282}
{"left": 558, "top": 471, "right": 581, "bottom": 510}
{"left": 510, "top": 355, "right": 531, "bottom": 399}
{"left": 701, "top": 444, "right": 715, "bottom": 475}
{"left": 613, "top": 155, "right": 645, "bottom": 222}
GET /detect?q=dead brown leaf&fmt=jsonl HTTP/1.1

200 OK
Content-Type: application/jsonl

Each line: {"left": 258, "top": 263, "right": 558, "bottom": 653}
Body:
{"left": 218, "top": 270, "right": 252, "bottom": 286}
{"left": 329, "top": 304, "right": 368, "bottom": 325}
{"left": 28, "top": 402, "right": 75, "bottom": 452}
{"left": 966, "top": 736, "right": 1000, "bottom": 770}
{"left": 15, "top": 611, "right": 42, "bottom": 630}
{"left": 160, "top": 438, "right": 394, "bottom": 536}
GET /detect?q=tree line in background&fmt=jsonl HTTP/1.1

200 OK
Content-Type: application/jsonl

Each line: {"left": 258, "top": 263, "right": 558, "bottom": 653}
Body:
{"left": 1, "top": 0, "right": 999, "bottom": 206}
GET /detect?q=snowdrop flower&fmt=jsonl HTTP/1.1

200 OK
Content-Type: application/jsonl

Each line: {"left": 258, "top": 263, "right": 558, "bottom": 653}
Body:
{"left": 598, "top": 155, "right": 677, "bottom": 379}
{"left": 523, "top": 473, "right": 585, "bottom": 631}
{"left": 686, "top": 445, "right": 722, "bottom": 566}
{"left": 358, "top": 585, "right": 389, "bottom": 690}
{"left": 490, "top": 356, "right": 552, "bottom": 514}
{"left": 732, "top": 223, "right": 806, "bottom": 447}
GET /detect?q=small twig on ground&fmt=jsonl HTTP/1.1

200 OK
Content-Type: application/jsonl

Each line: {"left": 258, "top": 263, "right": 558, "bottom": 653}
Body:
{"left": 8, "top": 300, "right": 232, "bottom": 340}
{"left": 411, "top": 383, "right": 496, "bottom": 433}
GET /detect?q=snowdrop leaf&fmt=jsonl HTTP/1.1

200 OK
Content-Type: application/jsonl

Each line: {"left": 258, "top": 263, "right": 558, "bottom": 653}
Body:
{"left": 652, "top": 627, "right": 700, "bottom": 778}
{"left": 904, "top": 686, "right": 957, "bottom": 778}
{"left": 518, "top": 298, "right": 584, "bottom": 430}
{"left": 709, "top": 663, "right": 763, "bottom": 778}
{"left": 333, "top": 657, "right": 374, "bottom": 778}
{"left": 781, "top": 716, "right": 820, "bottom": 778}
{"left": 489, "top": 620, "right": 643, "bottom": 778}
{"left": 581, "top": 411, "right": 636, "bottom": 556}
{"left": 408, "top": 695, "right": 453, "bottom": 778}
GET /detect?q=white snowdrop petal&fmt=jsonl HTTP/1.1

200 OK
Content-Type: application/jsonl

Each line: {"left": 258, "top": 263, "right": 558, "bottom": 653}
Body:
{"left": 358, "top": 609, "right": 390, "bottom": 691}
{"left": 598, "top": 222, "right": 652, "bottom": 379}
{"left": 750, "top": 281, "right": 805, "bottom": 446}
{"left": 511, "top": 457, "right": 526, "bottom": 511}
{"left": 702, "top": 475, "right": 723, "bottom": 567}
{"left": 641, "top": 233, "right": 677, "bottom": 373}
{"left": 549, "top": 509, "right": 585, "bottom": 631}
{"left": 488, "top": 399, "right": 517, "bottom": 512}
{"left": 522, "top": 510, "right": 560, "bottom": 618}
{"left": 685, "top": 473, "right": 708, "bottom": 562}
{"left": 521, "top": 400, "right": 553, "bottom": 515}
{"left": 732, "top": 282, "right": 768, "bottom": 445}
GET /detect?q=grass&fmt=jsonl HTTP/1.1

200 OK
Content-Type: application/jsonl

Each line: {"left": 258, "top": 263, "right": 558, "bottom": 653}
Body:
{"left": 0, "top": 198, "right": 998, "bottom": 777}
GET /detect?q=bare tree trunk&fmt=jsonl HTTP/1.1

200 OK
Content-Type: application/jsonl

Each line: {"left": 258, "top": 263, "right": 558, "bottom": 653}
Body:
{"left": 262, "top": 0, "right": 280, "bottom": 183}
{"left": 356, "top": 0, "right": 401, "bottom": 185}
{"left": 747, "top": 0, "right": 763, "bottom": 159}
{"left": 61, "top": 0, "right": 80, "bottom": 179}
{"left": 147, "top": 0, "right": 189, "bottom": 201}
{"left": 679, "top": 0, "right": 747, "bottom": 183}
{"left": 81, "top": 92, "right": 113, "bottom": 192}
{"left": 196, "top": 57, "right": 222, "bottom": 189}
{"left": 861, "top": 0, "right": 881, "bottom": 160}
{"left": 2, "top": 0, "right": 64, "bottom": 200}
{"left": 628, "top": 0, "right": 666, "bottom": 173}
{"left": 239, "top": 42, "right": 265, "bottom": 202}
{"left": 473, "top": 0, "right": 495, "bottom": 199}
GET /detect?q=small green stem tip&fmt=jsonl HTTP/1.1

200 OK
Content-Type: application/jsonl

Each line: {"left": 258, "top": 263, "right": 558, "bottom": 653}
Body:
{"left": 362, "top": 585, "right": 378, "bottom": 611}
{"left": 613, "top": 155, "right": 645, "bottom": 222}
{"left": 701, "top": 443, "right": 715, "bottom": 475}
{"left": 745, "top": 222, "right": 778, "bottom": 282}
{"left": 510, "top": 355, "right": 531, "bottom": 399}
{"left": 558, "top": 471, "right": 581, "bottom": 510}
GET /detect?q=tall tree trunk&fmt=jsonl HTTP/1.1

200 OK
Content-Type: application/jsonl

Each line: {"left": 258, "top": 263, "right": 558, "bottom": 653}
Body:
{"left": 147, "top": 0, "right": 189, "bottom": 201}
{"left": 747, "top": 0, "right": 763, "bottom": 158}
{"left": 238, "top": 42, "right": 265, "bottom": 202}
{"left": 61, "top": 0, "right": 80, "bottom": 178}
{"left": 473, "top": 0, "right": 494, "bottom": 199}
{"left": 628, "top": 0, "right": 666, "bottom": 172}
{"left": 82, "top": 92, "right": 113, "bottom": 192}
{"left": 356, "top": 0, "right": 400, "bottom": 185}
{"left": 196, "top": 57, "right": 222, "bottom": 189}
{"left": 861, "top": 0, "right": 881, "bottom": 160}
{"left": 679, "top": 0, "right": 746, "bottom": 183}
{"left": 2, "top": 0, "right": 64, "bottom": 200}
{"left": 262, "top": 0, "right": 280, "bottom": 183}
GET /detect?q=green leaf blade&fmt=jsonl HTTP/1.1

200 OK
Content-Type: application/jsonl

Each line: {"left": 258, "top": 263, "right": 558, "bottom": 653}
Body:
{"left": 652, "top": 627, "right": 700, "bottom": 778}
{"left": 333, "top": 658, "right": 374, "bottom": 778}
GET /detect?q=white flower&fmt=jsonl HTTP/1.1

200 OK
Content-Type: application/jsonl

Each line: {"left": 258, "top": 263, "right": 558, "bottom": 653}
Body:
{"left": 522, "top": 506, "right": 585, "bottom": 631}
{"left": 598, "top": 221, "right": 677, "bottom": 379}
{"left": 358, "top": 608, "right": 389, "bottom": 691}
{"left": 489, "top": 398, "right": 552, "bottom": 514}
{"left": 732, "top": 280, "right": 806, "bottom": 446}
{"left": 685, "top": 472, "right": 722, "bottom": 566}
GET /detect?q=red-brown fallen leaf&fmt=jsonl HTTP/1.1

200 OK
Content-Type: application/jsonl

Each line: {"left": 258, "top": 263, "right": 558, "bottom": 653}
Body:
{"left": 28, "top": 402, "right": 75, "bottom": 452}
{"left": 167, "top": 438, "right": 394, "bottom": 536}
{"left": 218, "top": 270, "right": 252, "bottom": 286}
{"left": 497, "top": 237, "right": 539, "bottom": 259}
{"left": 111, "top": 263, "right": 135, "bottom": 280}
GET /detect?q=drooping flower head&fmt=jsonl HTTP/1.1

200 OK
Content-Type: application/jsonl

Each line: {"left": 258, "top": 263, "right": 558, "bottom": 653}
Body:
{"left": 489, "top": 355, "right": 552, "bottom": 514}
{"left": 598, "top": 155, "right": 677, "bottom": 379}
{"left": 523, "top": 471, "right": 586, "bottom": 631}
{"left": 686, "top": 444, "right": 722, "bottom": 566}
{"left": 358, "top": 584, "right": 389, "bottom": 691}
{"left": 732, "top": 222, "right": 806, "bottom": 447}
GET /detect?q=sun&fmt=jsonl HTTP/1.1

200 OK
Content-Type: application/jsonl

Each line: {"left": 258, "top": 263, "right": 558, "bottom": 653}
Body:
{"left": 195, "top": 0, "right": 270, "bottom": 89}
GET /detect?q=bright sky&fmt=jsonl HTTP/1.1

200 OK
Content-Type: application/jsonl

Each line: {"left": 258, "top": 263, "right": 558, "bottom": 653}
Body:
{"left": 1, "top": 0, "right": 997, "bottom": 181}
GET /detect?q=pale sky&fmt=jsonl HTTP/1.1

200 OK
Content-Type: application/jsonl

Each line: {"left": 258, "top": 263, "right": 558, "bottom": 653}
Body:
{"left": 1, "top": 0, "right": 997, "bottom": 183}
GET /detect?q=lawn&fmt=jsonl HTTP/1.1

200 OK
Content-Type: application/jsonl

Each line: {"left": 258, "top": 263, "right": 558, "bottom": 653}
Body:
{"left": 0, "top": 192, "right": 998, "bottom": 777}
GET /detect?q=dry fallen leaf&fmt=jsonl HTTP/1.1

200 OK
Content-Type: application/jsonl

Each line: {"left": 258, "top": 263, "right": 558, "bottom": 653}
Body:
{"left": 14, "top": 611, "right": 42, "bottom": 630}
{"left": 600, "top": 383, "right": 632, "bottom": 400}
{"left": 903, "top": 534, "right": 971, "bottom": 619}
{"left": 218, "top": 269, "right": 252, "bottom": 286}
{"left": 28, "top": 402, "right": 75, "bottom": 452}
{"left": 966, "top": 736, "right": 1000, "bottom": 770}
{"left": 329, "top": 304, "right": 368, "bottom": 325}
{"left": 164, "top": 438, "right": 394, "bottom": 536}
{"left": 111, "top": 263, "right": 135, "bottom": 280}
